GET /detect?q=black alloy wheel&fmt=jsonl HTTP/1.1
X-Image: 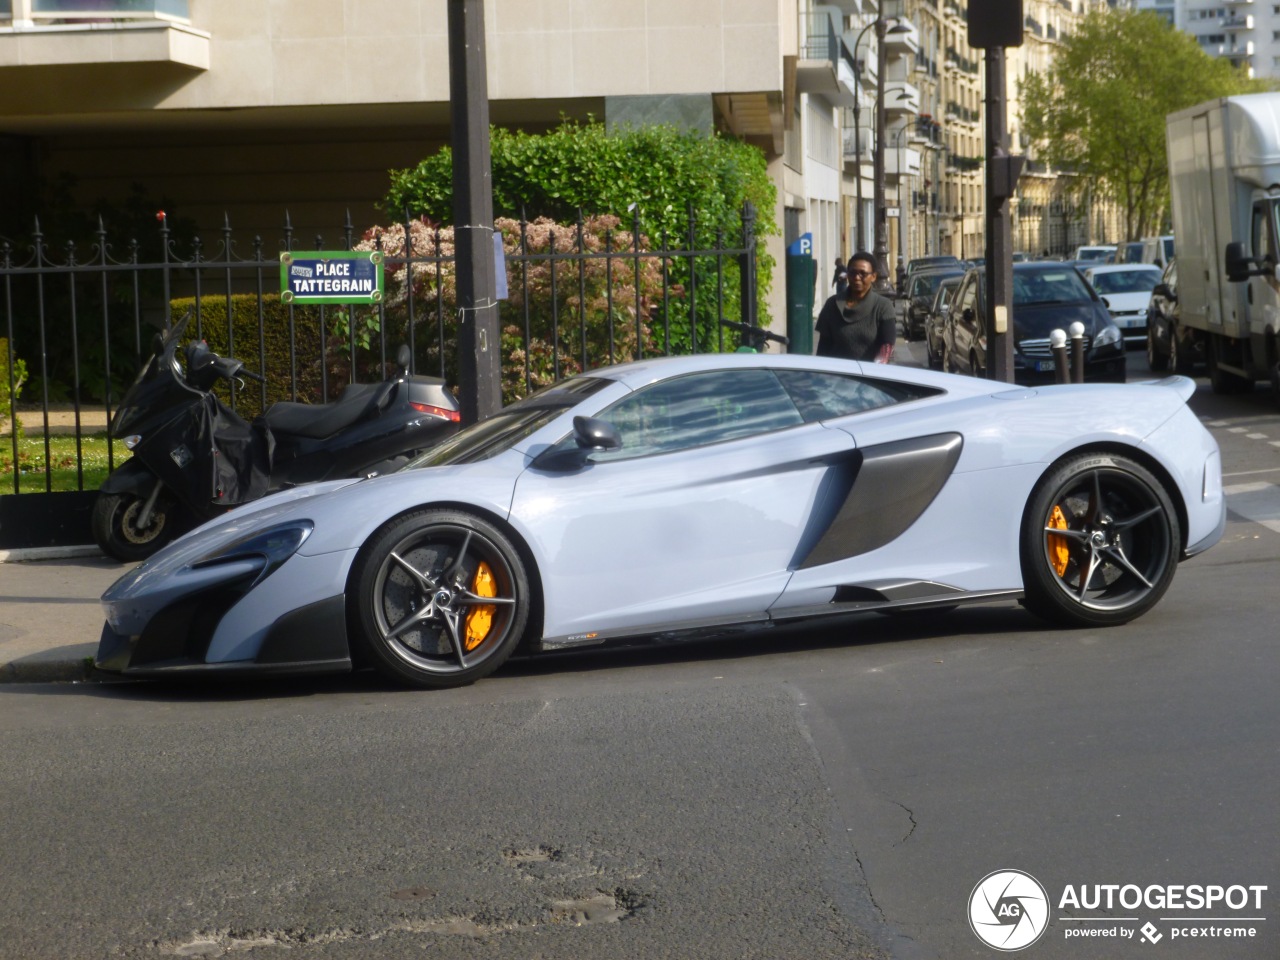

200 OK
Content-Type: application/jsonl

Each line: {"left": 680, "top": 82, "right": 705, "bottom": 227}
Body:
{"left": 1020, "top": 453, "right": 1180, "bottom": 628}
{"left": 350, "top": 509, "right": 530, "bottom": 689}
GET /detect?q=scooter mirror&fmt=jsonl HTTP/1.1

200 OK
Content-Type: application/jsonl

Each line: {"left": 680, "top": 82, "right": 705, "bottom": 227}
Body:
{"left": 397, "top": 343, "right": 411, "bottom": 374}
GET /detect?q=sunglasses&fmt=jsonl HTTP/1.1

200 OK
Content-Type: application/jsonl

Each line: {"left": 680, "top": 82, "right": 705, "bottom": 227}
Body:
{"left": 849, "top": 270, "right": 874, "bottom": 279}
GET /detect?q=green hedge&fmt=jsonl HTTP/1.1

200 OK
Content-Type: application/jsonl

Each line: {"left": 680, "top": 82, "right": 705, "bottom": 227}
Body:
{"left": 385, "top": 119, "right": 777, "bottom": 331}
{"left": 170, "top": 295, "right": 334, "bottom": 418}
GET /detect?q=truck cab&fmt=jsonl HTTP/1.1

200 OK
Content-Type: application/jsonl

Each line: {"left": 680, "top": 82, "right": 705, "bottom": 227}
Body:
{"left": 1167, "top": 94, "right": 1280, "bottom": 401}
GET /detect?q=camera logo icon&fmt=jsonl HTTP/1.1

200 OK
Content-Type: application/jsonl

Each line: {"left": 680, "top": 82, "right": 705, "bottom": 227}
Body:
{"left": 968, "top": 869, "right": 1050, "bottom": 951}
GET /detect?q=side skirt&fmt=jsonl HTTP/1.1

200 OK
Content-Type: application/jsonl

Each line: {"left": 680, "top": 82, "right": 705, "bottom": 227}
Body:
{"left": 535, "top": 585, "right": 1024, "bottom": 652}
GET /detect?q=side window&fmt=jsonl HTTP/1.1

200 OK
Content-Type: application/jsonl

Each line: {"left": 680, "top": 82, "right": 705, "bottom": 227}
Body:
{"left": 955, "top": 278, "right": 977, "bottom": 320}
{"left": 587, "top": 368, "right": 804, "bottom": 461}
{"left": 1252, "top": 203, "right": 1271, "bottom": 263}
{"left": 775, "top": 369, "right": 942, "bottom": 421}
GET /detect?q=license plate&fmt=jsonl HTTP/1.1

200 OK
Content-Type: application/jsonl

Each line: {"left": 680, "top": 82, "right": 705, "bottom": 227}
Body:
{"left": 1118, "top": 316, "right": 1141, "bottom": 328}
{"left": 1035, "top": 360, "right": 1057, "bottom": 373}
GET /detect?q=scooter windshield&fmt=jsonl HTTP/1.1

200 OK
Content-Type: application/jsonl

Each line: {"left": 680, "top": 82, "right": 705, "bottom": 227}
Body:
{"left": 109, "top": 314, "right": 197, "bottom": 436}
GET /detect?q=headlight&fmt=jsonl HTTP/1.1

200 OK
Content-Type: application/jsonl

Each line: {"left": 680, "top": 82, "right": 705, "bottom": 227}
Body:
{"left": 1093, "top": 324, "right": 1122, "bottom": 349}
{"left": 190, "top": 520, "right": 314, "bottom": 584}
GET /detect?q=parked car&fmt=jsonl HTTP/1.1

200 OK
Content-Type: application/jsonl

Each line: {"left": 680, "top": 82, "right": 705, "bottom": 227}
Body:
{"left": 924, "top": 274, "right": 964, "bottom": 369}
{"left": 903, "top": 255, "right": 962, "bottom": 294}
{"left": 1113, "top": 241, "right": 1145, "bottom": 264}
{"left": 944, "top": 261, "right": 1126, "bottom": 383}
{"left": 1145, "top": 259, "right": 1203, "bottom": 373}
{"left": 903, "top": 265, "right": 967, "bottom": 341}
{"left": 1073, "top": 244, "right": 1117, "bottom": 264}
{"left": 1082, "top": 263, "right": 1162, "bottom": 346}
{"left": 97, "top": 352, "right": 1224, "bottom": 689}
{"left": 1140, "top": 235, "right": 1175, "bottom": 271}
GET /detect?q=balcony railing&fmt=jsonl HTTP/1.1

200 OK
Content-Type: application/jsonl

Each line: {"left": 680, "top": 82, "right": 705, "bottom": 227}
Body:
{"left": 2, "top": 0, "right": 190, "bottom": 24}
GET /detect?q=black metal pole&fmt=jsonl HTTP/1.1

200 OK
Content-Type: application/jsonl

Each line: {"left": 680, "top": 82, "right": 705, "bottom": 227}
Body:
{"left": 983, "top": 46, "right": 1015, "bottom": 383}
{"left": 448, "top": 0, "right": 501, "bottom": 424}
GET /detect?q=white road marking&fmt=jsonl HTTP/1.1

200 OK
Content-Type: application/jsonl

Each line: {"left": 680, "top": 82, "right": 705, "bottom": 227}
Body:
{"left": 1224, "top": 482, "right": 1280, "bottom": 534}
{"left": 1228, "top": 427, "right": 1249, "bottom": 433}
{"left": 1247, "top": 433, "right": 1269, "bottom": 440}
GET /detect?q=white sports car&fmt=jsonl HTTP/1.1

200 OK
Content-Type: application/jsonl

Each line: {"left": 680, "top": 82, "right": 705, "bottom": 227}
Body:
{"left": 97, "top": 354, "right": 1225, "bottom": 689}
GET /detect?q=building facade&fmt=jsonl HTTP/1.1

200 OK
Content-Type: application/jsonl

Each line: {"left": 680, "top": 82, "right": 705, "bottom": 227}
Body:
{"left": 1137, "top": 0, "right": 1273, "bottom": 79}
{"left": 1, "top": 0, "right": 1126, "bottom": 343}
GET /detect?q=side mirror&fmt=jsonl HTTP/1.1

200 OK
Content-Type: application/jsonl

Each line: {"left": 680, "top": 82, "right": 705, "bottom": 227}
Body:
{"left": 1152, "top": 283, "right": 1174, "bottom": 301}
{"left": 396, "top": 343, "right": 411, "bottom": 375}
{"left": 1225, "top": 241, "right": 1260, "bottom": 282}
{"left": 963, "top": 306, "right": 976, "bottom": 325}
{"left": 572, "top": 416, "right": 620, "bottom": 451}
{"left": 531, "top": 416, "right": 622, "bottom": 472}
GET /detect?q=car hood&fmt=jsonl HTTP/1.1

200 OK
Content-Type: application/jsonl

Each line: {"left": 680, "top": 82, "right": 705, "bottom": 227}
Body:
{"left": 1013, "top": 301, "right": 1107, "bottom": 341}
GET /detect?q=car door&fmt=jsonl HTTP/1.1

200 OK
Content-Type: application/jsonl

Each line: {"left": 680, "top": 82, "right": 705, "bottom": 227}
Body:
{"left": 948, "top": 274, "right": 980, "bottom": 373}
{"left": 509, "top": 367, "right": 858, "bottom": 643}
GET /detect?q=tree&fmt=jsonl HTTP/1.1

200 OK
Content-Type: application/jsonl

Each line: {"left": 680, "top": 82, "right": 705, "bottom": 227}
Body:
{"left": 1020, "top": 9, "right": 1265, "bottom": 240}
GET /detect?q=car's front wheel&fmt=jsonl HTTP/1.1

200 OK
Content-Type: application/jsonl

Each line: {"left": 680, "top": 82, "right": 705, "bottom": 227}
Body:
{"left": 1020, "top": 453, "right": 1180, "bottom": 628}
{"left": 1146, "top": 322, "right": 1168, "bottom": 373}
{"left": 349, "top": 509, "right": 531, "bottom": 688}
{"left": 926, "top": 329, "right": 942, "bottom": 369}
{"left": 91, "top": 490, "right": 181, "bottom": 562}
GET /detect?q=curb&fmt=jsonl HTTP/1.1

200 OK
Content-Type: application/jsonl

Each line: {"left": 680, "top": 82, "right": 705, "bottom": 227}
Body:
{"left": 0, "top": 544, "right": 102, "bottom": 563}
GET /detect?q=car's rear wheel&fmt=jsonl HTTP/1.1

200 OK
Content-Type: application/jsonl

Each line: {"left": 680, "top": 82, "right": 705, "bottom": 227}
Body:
{"left": 349, "top": 509, "right": 530, "bottom": 688}
{"left": 1020, "top": 453, "right": 1180, "bottom": 628}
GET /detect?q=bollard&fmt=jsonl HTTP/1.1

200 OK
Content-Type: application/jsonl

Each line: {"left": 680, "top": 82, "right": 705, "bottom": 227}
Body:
{"left": 1050, "top": 329, "right": 1069, "bottom": 384}
{"left": 1069, "top": 321, "right": 1085, "bottom": 384}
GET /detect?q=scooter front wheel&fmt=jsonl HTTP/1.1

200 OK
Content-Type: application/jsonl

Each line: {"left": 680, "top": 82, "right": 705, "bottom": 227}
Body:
{"left": 92, "top": 491, "right": 180, "bottom": 562}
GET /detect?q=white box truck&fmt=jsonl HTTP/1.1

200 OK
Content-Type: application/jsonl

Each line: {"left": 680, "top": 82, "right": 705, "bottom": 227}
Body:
{"left": 1166, "top": 93, "right": 1280, "bottom": 401}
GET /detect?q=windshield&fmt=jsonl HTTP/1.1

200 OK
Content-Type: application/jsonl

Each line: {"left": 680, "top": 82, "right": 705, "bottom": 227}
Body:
{"left": 1089, "top": 269, "right": 1160, "bottom": 295}
{"left": 1013, "top": 268, "right": 1093, "bottom": 306}
{"left": 915, "top": 269, "right": 964, "bottom": 298}
{"left": 406, "top": 376, "right": 611, "bottom": 467}
{"left": 1076, "top": 247, "right": 1113, "bottom": 262}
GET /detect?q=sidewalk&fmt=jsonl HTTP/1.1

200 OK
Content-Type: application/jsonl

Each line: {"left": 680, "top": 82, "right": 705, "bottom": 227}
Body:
{"left": 0, "top": 550, "right": 127, "bottom": 683}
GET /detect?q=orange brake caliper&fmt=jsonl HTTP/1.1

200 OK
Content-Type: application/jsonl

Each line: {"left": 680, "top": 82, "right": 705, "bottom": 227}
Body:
{"left": 464, "top": 561, "right": 497, "bottom": 651}
{"left": 1047, "top": 505, "right": 1070, "bottom": 577}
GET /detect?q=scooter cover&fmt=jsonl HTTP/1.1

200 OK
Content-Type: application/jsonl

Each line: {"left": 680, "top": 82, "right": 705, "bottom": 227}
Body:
{"left": 139, "top": 393, "right": 273, "bottom": 507}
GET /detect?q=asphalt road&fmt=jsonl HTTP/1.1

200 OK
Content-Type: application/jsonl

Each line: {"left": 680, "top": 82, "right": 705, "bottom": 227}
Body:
{"left": 1, "top": 347, "right": 1277, "bottom": 960}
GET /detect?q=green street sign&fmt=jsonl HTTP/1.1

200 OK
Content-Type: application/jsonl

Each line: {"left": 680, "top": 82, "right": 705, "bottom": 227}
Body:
{"left": 280, "top": 250, "right": 384, "bottom": 304}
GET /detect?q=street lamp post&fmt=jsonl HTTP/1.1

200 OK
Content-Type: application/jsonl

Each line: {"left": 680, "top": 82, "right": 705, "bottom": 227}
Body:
{"left": 850, "top": 19, "right": 876, "bottom": 253}
{"left": 892, "top": 118, "right": 926, "bottom": 269}
{"left": 850, "top": 16, "right": 911, "bottom": 258}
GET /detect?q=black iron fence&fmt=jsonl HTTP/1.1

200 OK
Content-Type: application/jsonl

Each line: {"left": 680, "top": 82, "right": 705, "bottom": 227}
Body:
{"left": 0, "top": 203, "right": 759, "bottom": 538}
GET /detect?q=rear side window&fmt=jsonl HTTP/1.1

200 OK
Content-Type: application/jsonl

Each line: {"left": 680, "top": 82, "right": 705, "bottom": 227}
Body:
{"left": 774, "top": 369, "right": 941, "bottom": 421}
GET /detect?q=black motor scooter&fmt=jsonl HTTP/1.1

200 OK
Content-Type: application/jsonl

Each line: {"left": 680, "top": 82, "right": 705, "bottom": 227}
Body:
{"left": 93, "top": 313, "right": 460, "bottom": 561}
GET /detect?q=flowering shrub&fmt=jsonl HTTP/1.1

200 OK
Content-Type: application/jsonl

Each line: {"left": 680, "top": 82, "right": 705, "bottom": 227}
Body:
{"left": 356, "top": 215, "right": 673, "bottom": 403}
